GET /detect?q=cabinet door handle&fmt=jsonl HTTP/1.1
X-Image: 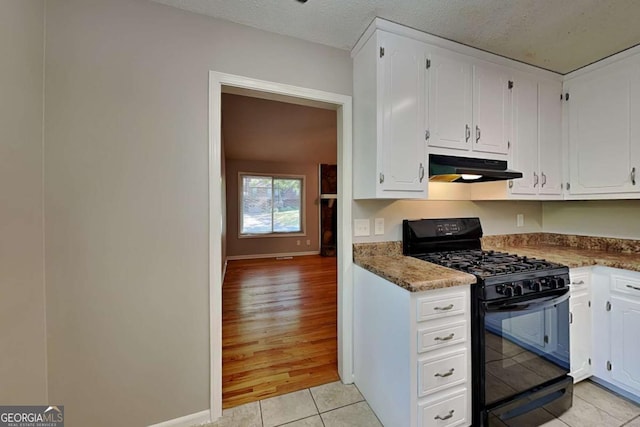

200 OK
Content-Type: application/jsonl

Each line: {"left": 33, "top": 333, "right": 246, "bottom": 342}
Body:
{"left": 571, "top": 280, "right": 585, "bottom": 285}
{"left": 434, "top": 304, "right": 454, "bottom": 311}
{"left": 434, "top": 333, "right": 455, "bottom": 341}
{"left": 626, "top": 284, "right": 640, "bottom": 291}
{"left": 632, "top": 167, "right": 636, "bottom": 186}
{"left": 379, "top": 173, "right": 384, "bottom": 184}
{"left": 465, "top": 124, "right": 471, "bottom": 142}
{"left": 475, "top": 125, "right": 481, "bottom": 143}
{"left": 533, "top": 172, "right": 539, "bottom": 187}
{"left": 541, "top": 172, "right": 547, "bottom": 187}
{"left": 419, "top": 163, "right": 425, "bottom": 183}
{"left": 434, "top": 368, "right": 455, "bottom": 378}
{"left": 434, "top": 410, "right": 455, "bottom": 421}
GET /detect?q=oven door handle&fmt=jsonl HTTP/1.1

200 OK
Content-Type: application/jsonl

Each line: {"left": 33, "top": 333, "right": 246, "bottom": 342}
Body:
{"left": 484, "top": 288, "right": 570, "bottom": 313}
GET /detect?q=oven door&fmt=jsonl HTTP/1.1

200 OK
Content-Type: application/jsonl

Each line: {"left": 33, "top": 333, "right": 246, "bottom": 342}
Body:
{"left": 482, "top": 288, "right": 570, "bottom": 408}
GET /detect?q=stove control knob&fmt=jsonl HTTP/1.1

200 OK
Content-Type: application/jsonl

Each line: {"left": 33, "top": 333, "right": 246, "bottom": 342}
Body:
{"left": 514, "top": 284, "right": 524, "bottom": 296}
{"left": 503, "top": 285, "right": 514, "bottom": 297}
{"left": 532, "top": 280, "right": 542, "bottom": 292}
{"left": 555, "top": 277, "right": 565, "bottom": 288}
{"left": 549, "top": 278, "right": 559, "bottom": 289}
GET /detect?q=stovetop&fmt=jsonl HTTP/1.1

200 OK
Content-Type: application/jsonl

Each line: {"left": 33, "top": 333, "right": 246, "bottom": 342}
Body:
{"left": 403, "top": 218, "right": 570, "bottom": 300}
{"left": 415, "top": 249, "right": 565, "bottom": 279}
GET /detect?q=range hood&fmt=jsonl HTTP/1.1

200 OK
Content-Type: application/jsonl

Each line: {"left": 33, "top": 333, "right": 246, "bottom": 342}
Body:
{"left": 429, "top": 154, "right": 523, "bottom": 183}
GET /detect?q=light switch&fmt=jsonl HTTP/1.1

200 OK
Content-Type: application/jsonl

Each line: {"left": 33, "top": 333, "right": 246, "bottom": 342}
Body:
{"left": 354, "top": 219, "right": 370, "bottom": 237}
{"left": 374, "top": 218, "right": 385, "bottom": 235}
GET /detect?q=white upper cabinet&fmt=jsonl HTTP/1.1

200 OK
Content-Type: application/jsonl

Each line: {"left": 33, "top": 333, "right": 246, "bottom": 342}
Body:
{"left": 352, "top": 19, "right": 564, "bottom": 200}
{"left": 538, "top": 80, "right": 563, "bottom": 196}
{"left": 565, "top": 57, "right": 640, "bottom": 196}
{"left": 510, "top": 75, "right": 539, "bottom": 195}
{"left": 427, "top": 51, "right": 473, "bottom": 151}
{"left": 380, "top": 32, "right": 428, "bottom": 194}
{"left": 352, "top": 30, "right": 428, "bottom": 199}
{"left": 427, "top": 53, "right": 511, "bottom": 157}
{"left": 510, "top": 77, "right": 563, "bottom": 198}
{"left": 473, "top": 63, "right": 511, "bottom": 155}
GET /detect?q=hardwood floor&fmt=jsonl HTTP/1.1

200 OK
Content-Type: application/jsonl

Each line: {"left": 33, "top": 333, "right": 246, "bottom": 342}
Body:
{"left": 222, "top": 255, "right": 339, "bottom": 408}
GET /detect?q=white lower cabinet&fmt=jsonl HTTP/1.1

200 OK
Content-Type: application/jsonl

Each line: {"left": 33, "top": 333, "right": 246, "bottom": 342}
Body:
{"left": 569, "top": 268, "right": 592, "bottom": 382}
{"left": 610, "top": 295, "right": 640, "bottom": 392}
{"left": 571, "top": 266, "right": 640, "bottom": 402}
{"left": 354, "top": 265, "right": 471, "bottom": 427}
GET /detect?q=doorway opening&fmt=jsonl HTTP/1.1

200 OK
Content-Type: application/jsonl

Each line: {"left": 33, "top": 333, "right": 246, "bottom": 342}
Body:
{"left": 209, "top": 72, "right": 352, "bottom": 421}
{"left": 220, "top": 89, "right": 338, "bottom": 407}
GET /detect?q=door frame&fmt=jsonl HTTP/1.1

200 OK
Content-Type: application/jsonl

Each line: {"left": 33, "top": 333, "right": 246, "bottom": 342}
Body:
{"left": 208, "top": 71, "right": 353, "bottom": 421}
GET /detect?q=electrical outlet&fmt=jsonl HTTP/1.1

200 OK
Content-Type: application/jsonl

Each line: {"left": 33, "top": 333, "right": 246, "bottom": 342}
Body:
{"left": 306, "top": 239, "right": 311, "bottom": 246}
{"left": 353, "top": 219, "right": 370, "bottom": 237}
{"left": 296, "top": 240, "right": 301, "bottom": 246}
{"left": 374, "top": 218, "right": 385, "bottom": 235}
{"left": 516, "top": 214, "right": 524, "bottom": 227}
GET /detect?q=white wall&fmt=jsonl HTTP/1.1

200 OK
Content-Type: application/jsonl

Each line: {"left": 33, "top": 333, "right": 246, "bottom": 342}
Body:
{"left": 43, "top": 0, "right": 351, "bottom": 425}
{"left": 543, "top": 200, "right": 640, "bottom": 239}
{"left": 353, "top": 199, "right": 543, "bottom": 242}
{"left": 0, "top": 0, "right": 47, "bottom": 405}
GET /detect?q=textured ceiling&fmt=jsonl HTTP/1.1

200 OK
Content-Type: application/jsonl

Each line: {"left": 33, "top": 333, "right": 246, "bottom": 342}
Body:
{"left": 222, "top": 93, "right": 337, "bottom": 164}
{"left": 153, "top": 0, "right": 640, "bottom": 74}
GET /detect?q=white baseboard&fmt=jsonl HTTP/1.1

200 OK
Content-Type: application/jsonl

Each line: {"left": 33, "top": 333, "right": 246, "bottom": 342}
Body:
{"left": 148, "top": 409, "right": 211, "bottom": 427}
{"left": 226, "top": 250, "right": 320, "bottom": 261}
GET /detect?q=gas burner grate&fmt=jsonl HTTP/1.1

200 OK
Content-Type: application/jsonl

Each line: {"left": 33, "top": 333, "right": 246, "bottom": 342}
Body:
{"left": 416, "top": 250, "right": 564, "bottom": 277}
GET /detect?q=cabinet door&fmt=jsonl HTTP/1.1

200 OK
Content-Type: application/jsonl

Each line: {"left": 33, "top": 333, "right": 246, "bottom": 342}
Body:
{"left": 428, "top": 51, "right": 473, "bottom": 151}
{"left": 510, "top": 76, "right": 539, "bottom": 195}
{"left": 379, "top": 32, "right": 427, "bottom": 195}
{"left": 570, "top": 292, "right": 592, "bottom": 382}
{"left": 538, "top": 80, "right": 563, "bottom": 195}
{"left": 567, "top": 61, "right": 640, "bottom": 195}
{"left": 610, "top": 296, "right": 640, "bottom": 392}
{"left": 473, "top": 63, "right": 511, "bottom": 155}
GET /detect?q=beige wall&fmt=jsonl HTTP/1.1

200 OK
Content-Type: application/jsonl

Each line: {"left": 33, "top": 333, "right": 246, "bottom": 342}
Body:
{"left": 43, "top": 0, "right": 351, "bottom": 425}
{"left": 226, "top": 160, "right": 321, "bottom": 257}
{"left": 543, "top": 200, "right": 640, "bottom": 239}
{"left": 352, "top": 199, "right": 543, "bottom": 243}
{"left": 353, "top": 198, "right": 640, "bottom": 244}
{"left": 0, "top": 0, "right": 47, "bottom": 405}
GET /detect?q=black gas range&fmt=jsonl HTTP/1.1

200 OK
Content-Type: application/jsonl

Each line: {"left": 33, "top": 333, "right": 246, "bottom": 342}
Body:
{"left": 403, "top": 218, "right": 573, "bottom": 427}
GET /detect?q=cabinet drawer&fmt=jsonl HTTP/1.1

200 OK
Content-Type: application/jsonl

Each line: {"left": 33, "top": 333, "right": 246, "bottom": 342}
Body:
{"left": 417, "top": 293, "right": 466, "bottom": 322}
{"left": 569, "top": 270, "right": 591, "bottom": 293}
{"left": 612, "top": 274, "right": 640, "bottom": 298}
{"left": 418, "top": 349, "right": 467, "bottom": 396}
{"left": 418, "top": 321, "right": 467, "bottom": 353}
{"left": 419, "top": 390, "right": 468, "bottom": 427}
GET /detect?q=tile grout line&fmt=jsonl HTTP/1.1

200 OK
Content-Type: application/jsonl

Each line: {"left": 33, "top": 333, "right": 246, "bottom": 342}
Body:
{"left": 317, "top": 399, "right": 366, "bottom": 415}
{"left": 621, "top": 414, "right": 640, "bottom": 427}
{"left": 259, "top": 399, "right": 264, "bottom": 427}
{"left": 575, "top": 383, "right": 640, "bottom": 424}
{"left": 307, "top": 387, "right": 326, "bottom": 426}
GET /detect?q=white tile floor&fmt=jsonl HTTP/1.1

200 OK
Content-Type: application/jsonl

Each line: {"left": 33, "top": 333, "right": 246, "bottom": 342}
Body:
{"left": 199, "top": 380, "right": 640, "bottom": 427}
{"left": 200, "top": 381, "right": 380, "bottom": 427}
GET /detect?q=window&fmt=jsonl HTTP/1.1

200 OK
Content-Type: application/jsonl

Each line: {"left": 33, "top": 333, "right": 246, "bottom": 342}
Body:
{"left": 240, "top": 174, "right": 304, "bottom": 236}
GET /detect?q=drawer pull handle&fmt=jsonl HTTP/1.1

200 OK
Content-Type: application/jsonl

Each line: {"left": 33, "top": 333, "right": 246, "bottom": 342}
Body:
{"left": 626, "top": 284, "right": 640, "bottom": 291}
{"left": 434, "top": 409, "right": 455, "bottom": 421}
{"left": 434, "top": 304, "right": 454, "bottom": 311}
{"left": 434, "top": 368, "right": 455, "bottom": 378}
{"left": 571, "top": 280, "right": 585, "bottom": 285}
{"left": 434, "top": 333, "right": 455, "bottom": 341}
